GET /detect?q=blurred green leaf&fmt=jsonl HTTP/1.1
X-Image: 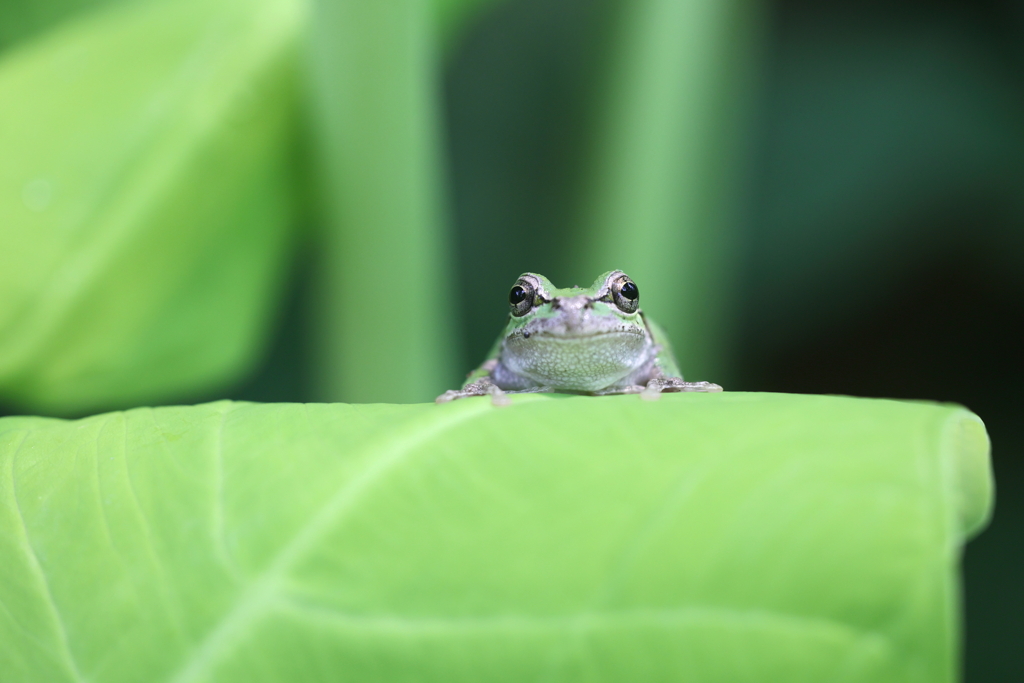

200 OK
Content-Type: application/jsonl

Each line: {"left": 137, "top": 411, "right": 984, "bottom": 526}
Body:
{"left": 575, "top": 0, "right": 765, "bottom": 385}
{"left": 307, "top": 0, "right": 458, "bottom": 403}
{"left": 433, "top": 0, "right": 504, "bottom": 50}
{"left": 0, "top": 393, "right": 991, "bottom": 681}
{"left": 0, "top": 0, "right": 305, "bottom": 414}
{"left": 0, "top": 0, "right": 119, "bottom": 53}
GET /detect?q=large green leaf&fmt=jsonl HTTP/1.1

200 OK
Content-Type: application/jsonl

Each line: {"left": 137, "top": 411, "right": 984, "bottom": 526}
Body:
{"left": 0, "top": 392, "right": 991, "bottom": 681}
{"left": 0, "top": 0, "right": 305, "bottom": 414}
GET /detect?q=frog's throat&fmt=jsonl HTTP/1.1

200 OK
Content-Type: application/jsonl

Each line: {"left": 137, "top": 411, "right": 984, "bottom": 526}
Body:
{"left": 501, "top": 329, "right": 652, "bottom": 391}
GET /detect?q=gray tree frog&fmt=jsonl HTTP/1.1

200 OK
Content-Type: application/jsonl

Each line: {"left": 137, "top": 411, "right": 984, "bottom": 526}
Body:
{"left": 437, "top": 270, "right": 722, "bottom": 405}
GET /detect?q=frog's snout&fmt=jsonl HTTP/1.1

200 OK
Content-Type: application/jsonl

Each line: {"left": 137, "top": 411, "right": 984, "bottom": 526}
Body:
{"left": 548, "top": 295, "right": 593, "bottom": 332}
{"left": 550, "top": 294, "right": 592, "bottom": 311}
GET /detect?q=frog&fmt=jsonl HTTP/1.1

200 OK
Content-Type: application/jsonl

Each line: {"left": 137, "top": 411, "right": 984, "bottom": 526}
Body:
{"left": 436, "top": 270, "right": 723, "bottom": 405}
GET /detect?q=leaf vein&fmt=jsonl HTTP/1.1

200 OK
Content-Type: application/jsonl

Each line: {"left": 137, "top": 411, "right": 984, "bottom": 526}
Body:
{"left": 123, "top": 410, "right": 191, "bottom": 647}
{"left": 210, "top": 407, "right": 239, "bottom": 578}
{"left": 6, "top": 431, "right": 86, "bottom": 683}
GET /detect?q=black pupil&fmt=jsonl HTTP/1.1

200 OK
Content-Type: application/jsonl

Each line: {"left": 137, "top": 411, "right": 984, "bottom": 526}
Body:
{"left": 509, "top": 286, "right": 528, "bottom": 305}
{"left": 620, "top": 281, "right": 639, "bottom": 300}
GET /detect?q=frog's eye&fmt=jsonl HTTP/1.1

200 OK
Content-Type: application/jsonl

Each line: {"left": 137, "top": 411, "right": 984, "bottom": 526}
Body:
{"left": 612, "top": 278, "right": 640, "bottom": 313}
{"left": 509, "top": 282, "right": 535, "bottom": 317}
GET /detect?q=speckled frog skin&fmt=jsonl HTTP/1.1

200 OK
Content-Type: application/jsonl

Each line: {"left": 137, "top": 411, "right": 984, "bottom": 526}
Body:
{"left": 436, "top": 270, "right": 722, "bottom": 404}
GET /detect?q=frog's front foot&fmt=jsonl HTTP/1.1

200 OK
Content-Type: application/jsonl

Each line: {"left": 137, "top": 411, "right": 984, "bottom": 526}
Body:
{"left": 435, "top": 377, "right": 511, "bottom": 407}
{"left": 640, "top": 377, "right": 723, "bottom": 401}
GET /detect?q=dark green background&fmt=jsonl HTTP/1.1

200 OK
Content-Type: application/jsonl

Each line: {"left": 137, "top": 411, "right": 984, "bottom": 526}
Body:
{"left": 2, "top": 0, "right": 1020, "bottom": 679}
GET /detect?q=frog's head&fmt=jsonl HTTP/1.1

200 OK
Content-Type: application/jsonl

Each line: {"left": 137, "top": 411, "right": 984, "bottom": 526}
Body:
{"left": 500, "top": 270, "right": 650, "bottom": 391}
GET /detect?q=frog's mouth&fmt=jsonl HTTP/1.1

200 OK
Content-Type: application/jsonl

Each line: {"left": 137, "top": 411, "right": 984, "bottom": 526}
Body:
{"left": 516, "top": 328, "right": 644, "bottom": 341}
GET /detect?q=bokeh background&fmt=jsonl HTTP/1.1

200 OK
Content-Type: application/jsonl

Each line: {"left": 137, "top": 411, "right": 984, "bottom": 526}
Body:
{"left": 1, "top": 0, "right": 1020, "bottom": 679}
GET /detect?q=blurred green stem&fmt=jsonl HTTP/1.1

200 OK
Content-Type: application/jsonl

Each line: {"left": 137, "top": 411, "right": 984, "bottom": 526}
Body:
{"left": 575, "top": 0, "right": 764, "bottom": 384}
{"left": 307, "top": 0, "right": 457, "bottom": 403}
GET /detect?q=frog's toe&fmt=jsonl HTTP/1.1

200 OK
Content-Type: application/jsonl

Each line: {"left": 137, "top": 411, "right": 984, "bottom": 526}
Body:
{"left": 683, "top": 381, "right": 723, "bottom": 392}
{"left": 640, "top": 378, "right": 670, "bottom": 400}
{"left": 650, "top": 378, "right": 724, "bottom": 394}
{"left": 435, "top": 387, "right": 483, "bottom": 403}
{"left": 640, "top": 385, "right": 664, "bottom": 401}
{"left": 437, "top": 378, "right": 510, "bottom": 405}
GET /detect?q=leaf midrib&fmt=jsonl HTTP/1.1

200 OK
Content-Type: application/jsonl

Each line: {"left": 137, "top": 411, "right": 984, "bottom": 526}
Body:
{"left": 271, "top": 594, "right": 887, "bottom": 646}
